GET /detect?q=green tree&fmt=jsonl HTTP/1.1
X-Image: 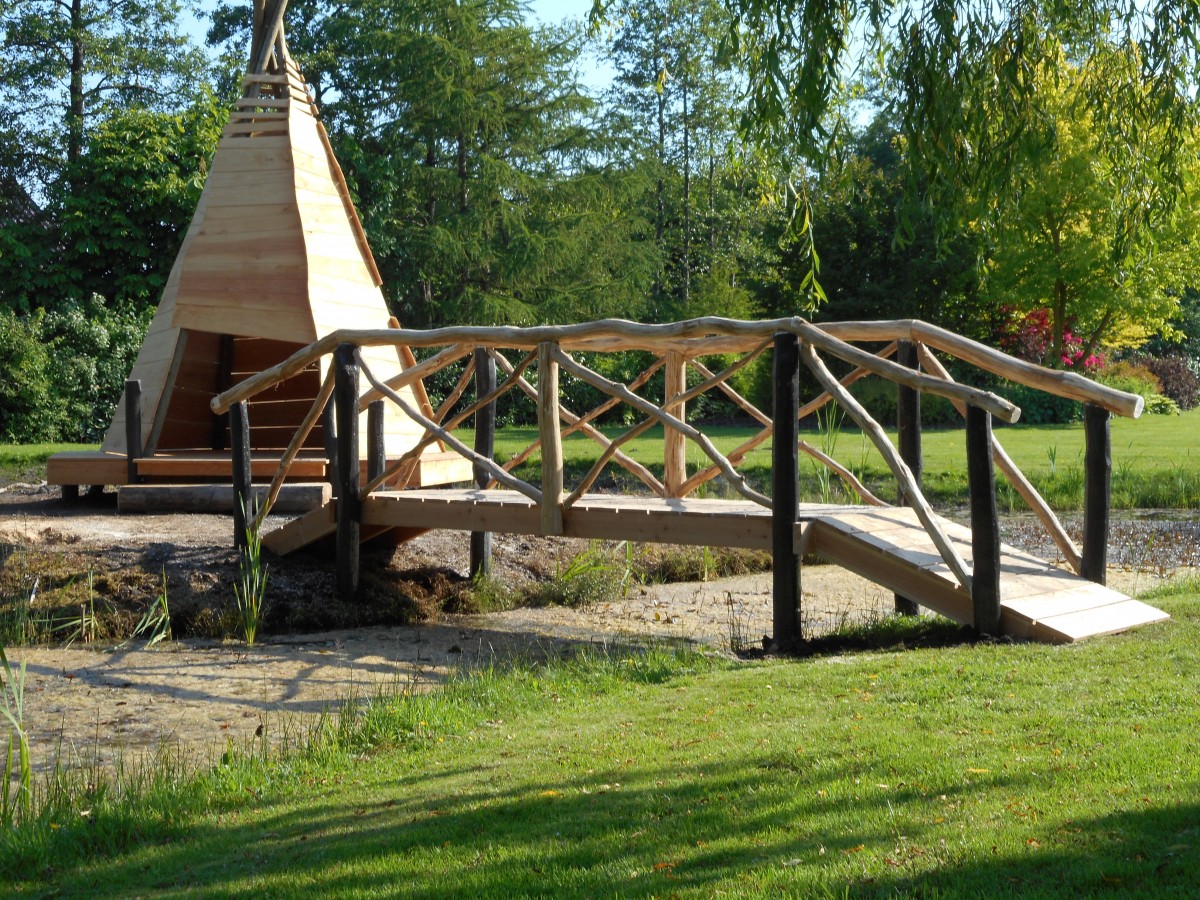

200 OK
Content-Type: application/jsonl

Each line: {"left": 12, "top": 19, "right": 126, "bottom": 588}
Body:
{"left": 983, "top": 52, "right": 1200, "bottom": 365}
{"left": 0, "top": 0, "right": 208, "bottom": 195}
{"left": 603, "top": 0, "right": 773, "bottom": 320}
{"left": 55, "top": 94, "right": 224, "bottom": 307}
{"left": 301, "top": 0, "right": 656, "bottom": 327}
{"left": 0, "top": 0, "right": 216, "bottom": 310}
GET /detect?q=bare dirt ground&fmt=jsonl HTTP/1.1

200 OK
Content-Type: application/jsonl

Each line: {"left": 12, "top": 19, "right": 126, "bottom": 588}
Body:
{"left": 0, "top": 481, "right": 1194, "bottom": 774}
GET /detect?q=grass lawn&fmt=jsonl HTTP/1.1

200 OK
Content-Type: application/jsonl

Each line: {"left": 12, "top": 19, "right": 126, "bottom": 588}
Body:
{"left": 7, "top": 411, "right": 1198, "bottom": 508}
{"left": 483, "top": 406, "right": 1200, "bottom": 508}
{"left": 0, "top": 443, "right": 92, "bottom": 484}
{"left": 4, "top": 579, "right": 1197, "bottom": 897}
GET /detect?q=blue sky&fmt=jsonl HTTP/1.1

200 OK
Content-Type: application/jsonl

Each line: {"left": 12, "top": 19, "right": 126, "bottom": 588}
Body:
{"left": 184, "top": 0, "right": 612, "bottom": 89}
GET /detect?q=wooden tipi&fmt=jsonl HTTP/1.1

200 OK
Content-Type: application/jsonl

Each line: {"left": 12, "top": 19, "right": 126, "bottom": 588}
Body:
{"left": 48, "top": 0, "right": 468, "bottom": 504}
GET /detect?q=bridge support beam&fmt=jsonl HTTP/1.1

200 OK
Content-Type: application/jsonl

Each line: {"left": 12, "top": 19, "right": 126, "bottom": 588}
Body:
{"left": 471, "top": 348, "right": 496, "bottom": 579}
{"left": 335, "top": 343, "right": 361, "bottom": 600}
{"left": 1082, "top": 403, "right": 1111, "bottom": 585}
{"left": 967, "top": 405, "right": 1001, "bottom": 635}
{"left": 895, "top": 340, "right": 922, "bottom": 616}
{"left": 772, "top": 333, "right": 801, "bottom": 649}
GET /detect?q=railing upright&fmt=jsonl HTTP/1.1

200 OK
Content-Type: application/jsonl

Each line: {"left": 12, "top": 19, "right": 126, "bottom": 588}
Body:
{"left": 367, "top": 400, "right": 385, "bottom": 483}
{"left": 471, "top": 347, "right": 497, "bottom": 578}
{"left": 1082, "top": 403, "right": 1111, "bottom": 584}
{"left": 125, "top": 378, "right": 143, "bottom": 486}
{"left": 231, "top": 400, "right": 253, "bottom": 552}
{"left": 772, "top": 333, "right": 801, "bottom": 648}
{"left": 334, "top": 343, "right": 361, "bottom": 599}
{"left": 895, "top": 340, "right": 922, "bottom": 615}
{"left": 966, "top": 405, "right": 1001, "bottom": 634}
{"left": 537, "top": 342, "right": 564, "bottom": 535}
{"left": 664, "top": 351, "right": 688, "bottom": 497}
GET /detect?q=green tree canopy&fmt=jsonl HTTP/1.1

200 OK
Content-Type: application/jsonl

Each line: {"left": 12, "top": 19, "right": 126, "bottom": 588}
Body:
{"left": 983, "top": 50, "right": 1200, "bottom": 365}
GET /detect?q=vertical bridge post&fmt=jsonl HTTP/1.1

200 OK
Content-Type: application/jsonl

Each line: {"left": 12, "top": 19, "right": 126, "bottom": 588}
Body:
{"left": 664, "top": 351, "right": 687, "bottom": 497}
{"left": 125, "top": 378, "right": 143, "bottom": 486}
{"left": 1082, "top": 403, "right": 1111, "bottom": 585}
{"left": 537, "top": 341, "right": 564, "bottom": 535}
{"left": 367, "top": 400, "right": 385, "bottom": 484}
{"left": 231, "top": 400, "right": 252, "bottom": 552}
{"left": 321, "top": 391, "right": 337, "bottom": 498}
{"left": 334, "top": 343, "right": 361, "bottom": 599}
{"left": 471, "top": 347, "right": 497, "bottom": 579}
{"left": 966, "top": 404, "right": 1001, "bottom": 635}
{"left": 895, "top": 340, "right": 922, "bottom": 615}
{"left": 772, "top": 332, "right": 801, "bottom": 649}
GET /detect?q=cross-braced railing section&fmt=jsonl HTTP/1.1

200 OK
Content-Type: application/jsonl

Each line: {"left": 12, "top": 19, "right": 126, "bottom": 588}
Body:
{"left": 210, "top": 316, "right": 1143, "bottom": 641}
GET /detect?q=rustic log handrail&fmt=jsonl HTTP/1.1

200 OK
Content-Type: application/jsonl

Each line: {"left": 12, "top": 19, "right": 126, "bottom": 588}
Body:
{"left": 800, "top": 342, "right": 974, "bottom": 592}
{"left": 220, "top": 316, "right": 1143, "bottom": 614}
{"left": 817, "top": 319, "right": 1143, "bottom": 418}
{"left": 210, "top": 317, "right": 1024, "bottom": 421}
{"left": 915, "top": 343, "right": 1083, "bottom": 575}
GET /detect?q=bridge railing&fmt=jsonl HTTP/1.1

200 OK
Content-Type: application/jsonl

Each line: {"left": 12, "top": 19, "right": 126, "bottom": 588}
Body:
{"left": 210, "top": 316, "right": 1142, "bottom": 636}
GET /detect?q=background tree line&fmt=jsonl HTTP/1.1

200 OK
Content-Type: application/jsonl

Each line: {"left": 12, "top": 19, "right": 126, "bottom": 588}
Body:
{"left": 2, "top": 0, "right": 1199, "bottom": 443}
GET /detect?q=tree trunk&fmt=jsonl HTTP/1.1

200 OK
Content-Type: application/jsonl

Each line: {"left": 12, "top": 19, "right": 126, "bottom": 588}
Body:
{"left": 681, "top": 63, "right": 691, "bottom": 310}
{"left": 68, "top": 0, "right": 85, "bottom": 167}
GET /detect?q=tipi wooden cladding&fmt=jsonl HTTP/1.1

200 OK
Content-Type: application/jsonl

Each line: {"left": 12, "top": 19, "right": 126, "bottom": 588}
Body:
{"left": 48, "top": 6, "right": 469, "bottom": 498}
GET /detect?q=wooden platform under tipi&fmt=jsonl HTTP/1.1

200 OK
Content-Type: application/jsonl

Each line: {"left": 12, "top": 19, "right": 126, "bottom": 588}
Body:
{"left": 48, "top": 38, "right": 471, "bottom": 503}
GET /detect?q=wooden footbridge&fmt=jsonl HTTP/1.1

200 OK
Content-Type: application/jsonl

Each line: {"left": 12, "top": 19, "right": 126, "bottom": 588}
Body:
{"left": 209, "top": 316, "right": 1169, "bottom": 647}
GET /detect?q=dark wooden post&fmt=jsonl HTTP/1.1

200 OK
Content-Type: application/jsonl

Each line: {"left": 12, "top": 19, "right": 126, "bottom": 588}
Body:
{"left": 124, "top": 379, "right": 143, "bottom": 485}
{"left": 334, "top": 343, "right": 361, "bottom": 599}
{"left": 470, "top": 347, "right": 497, "bottom": 580}
{"left": 895, "top": 341, "right": 922, "bottom": 615}
{"left": 966, "top": 404, "right": 1001, "bottom": 635}
{"left": 1082, "top": 403, "right": 1111, "bottom": 585}
{"left": 321, "top": 391, "right": 338, "bottom": 498}
{"left": 231, "top": 400, "right": 253, "bottom": 552}
{"left": 772, "top": 333, "right": 801, "bottom": 649}
{"left": 367, "top": 400, "right": 385, "bottom": 484}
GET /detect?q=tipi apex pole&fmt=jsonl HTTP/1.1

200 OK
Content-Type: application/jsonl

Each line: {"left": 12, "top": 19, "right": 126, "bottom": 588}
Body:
{"left": 334, "top": 343, "right": 361, "bottom": 600}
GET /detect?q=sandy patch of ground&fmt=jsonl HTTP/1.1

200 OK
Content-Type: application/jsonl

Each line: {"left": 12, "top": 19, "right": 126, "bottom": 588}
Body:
{"left": 0, "top": 482, "right": 1192, "bottom": 773}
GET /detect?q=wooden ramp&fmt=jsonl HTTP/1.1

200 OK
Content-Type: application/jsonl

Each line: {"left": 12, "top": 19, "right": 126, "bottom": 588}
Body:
{"left": 264, "top": 489, "right": 1168, "bottom": 643}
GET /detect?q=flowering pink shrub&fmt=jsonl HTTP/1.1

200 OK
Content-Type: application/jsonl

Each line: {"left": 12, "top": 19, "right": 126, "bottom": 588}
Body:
{"left": 996, "top": 307, "right": 1105, "bottom": 370}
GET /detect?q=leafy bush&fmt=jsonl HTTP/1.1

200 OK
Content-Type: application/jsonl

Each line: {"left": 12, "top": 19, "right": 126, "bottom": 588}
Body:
{"left": 1000, "top": 382, "right": 1083, "bottom": 424}
{"left": 40, "top": 296, "right": 151, "bottom": 442}
{"left": 0, "top": 310, "right": 62, "bottom": 442}
{"left": 1134, "top": 354, "right": 1199, "bottom": 410}
{"left": 1095, "top": 361, "right": 1179, "bottom": 415}
{"left": 0, "top": 297, "right": 148, "bottom": 443}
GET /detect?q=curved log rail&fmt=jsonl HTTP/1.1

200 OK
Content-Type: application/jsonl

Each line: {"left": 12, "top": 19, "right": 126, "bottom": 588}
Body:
{"left": 212, "top": 316, "right": 1143, "bottom": 628}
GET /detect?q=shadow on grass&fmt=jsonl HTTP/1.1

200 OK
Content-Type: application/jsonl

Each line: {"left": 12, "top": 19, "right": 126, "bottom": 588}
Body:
{"left": 12, "top": 748, "right": 1198, "bottom": 897}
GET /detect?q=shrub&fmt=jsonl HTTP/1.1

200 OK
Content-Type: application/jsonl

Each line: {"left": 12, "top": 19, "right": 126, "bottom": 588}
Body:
{"left": 0, "top": 297, "right": 149, "bottom": 444}
{"left": 999, "top": 382, "right": 1082, "bottom": 424}
{"left": 1135, "top": 354, "right": 1199, "bottom": 411}
{"left": 40, "top": 295, "right": 151, "bottom": 442}
{"left": 1095, "top": 361, "right": 1178, "bottom": 415}
{"left": 0, "top": 310, "right": 63, "bottom": 442}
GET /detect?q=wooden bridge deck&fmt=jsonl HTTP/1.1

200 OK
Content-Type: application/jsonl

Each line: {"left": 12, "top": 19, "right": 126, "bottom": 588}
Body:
{"left": 265, "top": 489, "right": 1168, "bottom": 644}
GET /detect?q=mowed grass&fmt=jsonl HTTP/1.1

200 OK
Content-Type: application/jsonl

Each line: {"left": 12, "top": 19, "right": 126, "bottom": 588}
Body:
{"left": 4, "top": 581, "right": 1198, "bottom": 897}
{"left": 0, "top": 443, "right": 91, "bottom": 483}
{"left": 483, "top": 406, "right": 1200, "bottom": 508}
{"left": 8, "top": 410, "right": 1198, "bottom": 508}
